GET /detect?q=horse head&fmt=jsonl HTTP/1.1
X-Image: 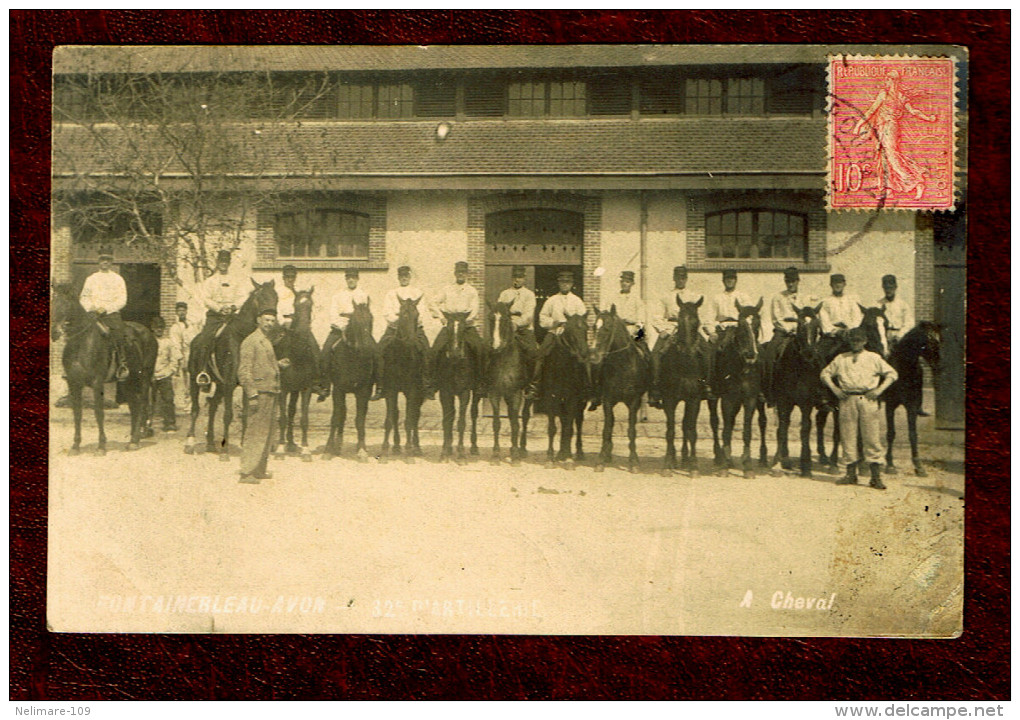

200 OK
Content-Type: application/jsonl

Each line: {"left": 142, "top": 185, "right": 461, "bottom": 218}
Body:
{"left": 674, "top": 300, "right": 703, "bottom": 348}
{"left": 291, "top": 288, "right": 314, "bottom": 329}
{"left": 734, "top": 298, "right": 763, "bottom": 363}
{"left": 561, "top": 312, "right": 591, "bottom": 364}
{"left": 858, "top": 304, "right": 889, "bottom": 358}
{"left": 50, "top": 282, "right": 82, "bottom": 341}
{"left": 396, "top": 296, "right": 421, "bottom": 341}
{"left": 591, "top": 304, "right": 628, "bottom": 365}
{"left": 345, "top": 302, "right": 374, "bottom": 351}
{"left": 900, "top": 320, "right": 942, "bottom": 374}
{"left": 442, "top": 310, "right": 470, "bottom": 358}
{"left": 239, "top": 279, "right": 278, "bottom": 329}
{"left": 793, "top": 303, "right": 823, "bottom": 364}
{"left": 489, "top": 301, "right": 514, "bottom": 352}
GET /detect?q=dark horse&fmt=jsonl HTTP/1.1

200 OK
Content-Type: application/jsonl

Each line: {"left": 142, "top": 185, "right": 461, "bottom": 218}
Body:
{"left": 436, "top": 311, "right": 481, "bottom": 463}
{"left": 380, "top": 297, "right": 427, "bottom": 460}
{"left": 51, "top": 283, "right": 157, "bottom": 455}
{"left": 486, "top": 301, "right": 531, "bottom": 465}
{"left": 708, "top": 300, "right": 769, "bottom": 478}
{"left": 659, "top": 298, "right": 711, "bottom": 476}
{"left": 771, "top": 304, "right": 828, "bottom": 477}
{"left": 186, "top": 279, "right": 277, "bottom": 459}
{"left": 884, "top": 322, "right": 941, "bottom": 477}
{"left": 323, "top": 302, "right": 376, "bottom": 461}
{"left": 272, "top": 288, "right": 320, "bottom": 461}
{"left": 590, "top": 306, "right": 650, "bottom": 473}
{"left": 535, "top": 313, "right": 590, "bottom": 467}
{"left": 815, "top": 305, "right": 889, "bottom": 468}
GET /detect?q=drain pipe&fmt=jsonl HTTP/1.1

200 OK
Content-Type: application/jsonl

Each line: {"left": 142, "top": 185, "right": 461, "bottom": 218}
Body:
{"left": 639, "top": 191, "right": 649, "bottom": 422}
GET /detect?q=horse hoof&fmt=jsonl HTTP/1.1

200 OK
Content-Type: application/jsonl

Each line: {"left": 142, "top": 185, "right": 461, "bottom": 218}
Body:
{"left": 69, "top": 447, "right": 81, "bottom": 457}
{"left": 142, "top": 428, "right": 155, "bottom": 439}
{"left": 405, "top": 456, "right": 416, "bottom": 465}
{"left": 470, "top": 447, "right": 479, "bottom": 456}
{"left": 127, "top": 442, "right": 140, "bottom": 451}
{"left": 885, "top": 464, "right": 898, "bottom": 475}
{"left": 914, "top": 465, "right": 928, "bottom": 478}
{"left": 302, "top": 453, "right": 313, "bottom": 463}
{"left": 412, "top": 447, "right": 424, "bottom": 458}
{"left": 629, "top": 464, "right": 638, "bottom": 475}
{"left": 660, "top": 468, "right": 673, "bottom": 478}
{"left": 392, "top": 446, "right": 402, "bottom": 456}
{"left": 594, "top": 463, "right": 605, "bottom": 473}
{"left": 219, "top": 453, "right": 231, "bottom": 463}
{"left": 490, "top": 456, "right": 501, "bottom": 466}
{"left": 358, "top": 451, "right": 369, "bottom": 463}
{"left": 321, "top": 453, "right": 333, "bottom": 461}
{"left": 562, "top": 459, "right": 575, "bottom": 471}
{"left": 183, "top": 444, "right": 195, "bottom": 455}
{"left": 743, "top": 470, "right": 755, "bottom": 479}
{"left": 510, "top": 457, "right": 521, "bottom": 467}
{"left": 575, "top": 452, "right": 586, "bottom": 462}
{"left": 286, "top": 443, "right": 300, "bottom": 454}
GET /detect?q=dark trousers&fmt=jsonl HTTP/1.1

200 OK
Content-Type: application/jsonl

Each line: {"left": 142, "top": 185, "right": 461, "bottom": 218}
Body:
{"left": 377, "top": 325, "right": 431, "bottom": 388}
{"left": 432, "top": 325, "right": 487, "bottom": 384}
{"left": 95, "top": 311, "right": 128, "bottom": 365}
{"left": 193, "top": 311, "right": 229, "bottom": 372}
{"left": 760, "top": 330, "right": 793, "bottom": 403}
{"left": 152, "top": 377, "right": 177, "bottom": 429}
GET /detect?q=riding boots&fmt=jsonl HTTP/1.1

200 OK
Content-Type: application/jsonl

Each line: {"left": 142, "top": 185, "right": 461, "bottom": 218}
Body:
{"left": 836, "top": 463, "right": 858, "bottom": 485}
{"left": 868, "top": 462, "right": 886, "bottom": 490}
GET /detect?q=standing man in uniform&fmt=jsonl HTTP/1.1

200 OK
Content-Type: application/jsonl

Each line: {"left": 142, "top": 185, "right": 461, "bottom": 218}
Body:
{"left": 820, "top": 326, "right": 898, "bottom": 489}
{"left": 79, "top": 250, "right": 131, "bottom": 381}
{"left": 818, "top": 273, "right": 863, "bottom": 361}
{"left": 590, "top": 270, "right": 649, "bottom": 411}
{"left": 319, "top": 268, "right": 376, "bottom": 399}
{"left": 374, "top": 265, "right": 433, "bottom": 400}
{"left": 649, "top": 265, "right": 712, "bottom": 407}
{"left": 430, "top": 261, "right": 487, "bottom": 395}
{"left": 192, "top": 249, "right": 247, "bottom": 387}
{"left": 526, "top": 269, "right": 588, "bottom": 399}
{"left": 707, "top": 268, "right": 755, "bottom": 393}
{"left": 238, "top": 307, "right": 290, "bottom": 483}
{"left": 168, "top": 301, "right": 197, "bottom": 402}
{"left": 760, "top": 266, "right": 815, "bottom": 406}
{"left": 150, "top": 315, "right": 182, "bottom": 432}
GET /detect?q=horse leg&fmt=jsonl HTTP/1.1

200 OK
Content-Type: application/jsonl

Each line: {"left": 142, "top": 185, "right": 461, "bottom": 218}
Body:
{"left": 92, "top": 379, "right": 107, "bottom": 455}
{"left": 520, "top": 399, "right": 531, "bottom": 456}
{"left": 709, "top": 398, "right": 723, "bottom": 465}
{"left": 300, "top": 390, "right": 312, "bottom": 461}
{"left": 455, "top": 393, "right": 469, "bottom": 462}
{"left": 718, "top": 399, "right": 735, "bottom": 475}
{"left": 574, "top": 406, "right": 585, "bottom": 461}
{"left": 381, "top": 394, "right": 393, "bottom": 457}
{"left": 286, "top": 392, "right": 301, "bottom": 453}
{"left": 490, "top": 396, "right": 502, "bottom": 463}
{"left": 757, "top": 399, "right": 769, "bottom": 469}
{"left": 355, "top": 391, "right": 370, "bottom": 461}
{"left": 596, "top": 402, "right": 613, "bottom": 472}
{"left": 508, "top": 393, "right": 522, "bottom": 465}
{"left": 831, "top": 408, "right": 841, "bottom": 470}
{"left": 185, "top": 381, "right": 201, "bottom": 454}
{"left": 409, "top": 393, "right": 423, "bottom": 457}
{"left": 69, "top": 383, "right": 84, "bottom": 454}
{"left": 627, "top": 399, "right": 640, "bottom": 473}
{"left": 907, "top": 408, "right": 926, "bottom": 476}
{"left": 686, "top": 399, "right": 701, "bottom": 477}
{"left": 798, "top": 405, "right": 814, "bottom": 478}
{"left": 816, "top": 407, "right": 829, "bottom": 465}
{"left": 742, "top": 399, "right": 755, "bottom": 478}
{"left": 275, "top": 393, "right": 288, "bottom": 457}
{"left": 440, "top": 392, "right": 454, "bottom": 460}
{"left": 392, "top": 392, "right": 403, "bottom": 454}
{"left": 885, "top": 403, "right": 898, "bottom": 473}
{"left": 546, "top": 412, "right": 556, "bottom": 465}
{"left": 558, "top": 409, "right": 575, "bottom": 467}
{"left": 218, "top": 386, "right": 234, "bottom": 462}
{"left": 469, "top": 392, "right": 480, "bottom": 456}
{"left": 774, "top": 403, "right": 790, "bottom": 471}
{"left": 663, "top": 399, "right": 677, "bottom": 473}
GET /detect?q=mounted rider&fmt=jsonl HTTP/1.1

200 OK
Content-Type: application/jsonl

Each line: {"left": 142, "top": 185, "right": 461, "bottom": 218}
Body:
{"left": 319, "top": 268, "right": 378, "bottom": 397}
{"left": 707, "top": 268, "right": 755, "bottom": 392}
{"left": 877, "top": 274, "right": 914, "bottom": 351}
{"left": 374, "top": 264, "right": 433, "bottom": 400}
{"left": 649, "top": 265, "right": 712, "bottom": 407}
{"left": 275, "top": 264, "right": 325, "bottom": 398}
{"left": 589, "top": 270, "right": 650, "bottom": 412}
{"left": 818, "top": 273, "right": 863, "bottom": 362}
{"left": 760, "top": 266, "right": 817, "bottom": 406}
{"left": 495, "top": 264, "right": 540, "bottom": 357}
{"left": 526, "top": 269, "right": 587, "bottom": 399}
{"left": 429, "top": 261, "right": 488, "bottom": 394}
{"left": 78, "top": 249, "right": 130, "bottom": 381}
{"left": 192, "top": 249, "right": 247, "bottom": 388}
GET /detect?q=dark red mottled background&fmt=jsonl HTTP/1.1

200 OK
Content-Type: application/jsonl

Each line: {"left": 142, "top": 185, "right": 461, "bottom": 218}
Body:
{"left": 10, "top": 10, "right": 1009, "bottom": 700}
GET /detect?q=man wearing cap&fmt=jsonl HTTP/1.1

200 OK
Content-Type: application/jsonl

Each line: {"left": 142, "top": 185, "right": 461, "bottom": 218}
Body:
{"left": 320, "top": 268, "right": 376, "bottom": 394}
{"left": 79, "top": 250, "right": 130, "bottom": 381}
{"left": 760, "top": 266, "right": 814, "bottom": 406}
{"left": 193, "top": 249, "right": 247, "bottom": 386}
{"left": 820, "top": 326, "right": 898, "bottom": 489}
{"left": 877, "top": 274, "right": 914, "bottom": 351}
{"left": 168, "top": 301, "right": 198, "bottom": 399}
{"left": 589, "top": 270, "right": 650, "bottom": 411}
{"left": 527, "top": 269, "right": 587, "bottom": 399}
{"left": 819, "top": 273, "right": 863, "bottom": 361}
{"left": 649, "top": 265, "right": 712, "bottom": 407}
{"left": 374, "top": 265, "right": 432, "bottom": 400}
{"left": 496, "top": 264, "right": 540, "bottom": 357}
{"left": 430, "top": 261, "right": 487, "bottom": 392}
{"left": 707, "top": 269, "right": 756, "bottom": 390}
{"left": 277, "top": 265, "right": 299, "bottom": 328}
{"left": 238, "top": 307, "right": 291, "bottom": 483}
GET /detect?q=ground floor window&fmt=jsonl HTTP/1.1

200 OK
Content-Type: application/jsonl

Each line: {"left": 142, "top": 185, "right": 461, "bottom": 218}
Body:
{"left": 275, "top": 209, "right": 370, "bottom": 259}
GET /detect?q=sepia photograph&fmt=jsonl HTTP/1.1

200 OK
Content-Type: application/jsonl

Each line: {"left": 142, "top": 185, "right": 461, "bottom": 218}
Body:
{"left": 47, "top": 43, "right": 966, "bottom": 637}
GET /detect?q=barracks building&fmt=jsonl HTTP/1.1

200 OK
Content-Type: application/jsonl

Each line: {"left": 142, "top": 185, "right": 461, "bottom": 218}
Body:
{"left": 50, "top": 45, "right": 965, "bottom": 426}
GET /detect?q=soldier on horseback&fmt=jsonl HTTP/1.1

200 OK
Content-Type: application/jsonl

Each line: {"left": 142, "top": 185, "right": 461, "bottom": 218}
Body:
{"left": 429, "top": 261, "right": 487, "bottom": 395}
{"left": 495, "top": 264, "right": 539, "bottom": 364}
{"left": 78, "top": 250, "right": 130, "bottom": 381}
{"left": 319, "top": 268, "right": 378, "bottom": 399}
{"left": 877, "top": 273, "right": 927, "bottom": 416}
{"left": 374, "top": 264, "right": 433, "bottom": 400}
{"left": 649, "top": 265, "right": 712, "bottom": 408}
{"left": 526, "top": 269, "right": 587, "bottom": 400}
{"left": 276, "top": 264, "right": 324, "bottom": 398}
{"left": 818, "top": 273, "right": 863, "bottom": 361}
{"left": 707, "top": 268, "right": 754, "bottom": 395}
{"left": 760, "top": 266, "right": 818, "bottom": 407}
{"left": 192, "top": 249, "right": 247, "bottom": 388}
{"left": 589, "top": 270, "right": 649, "bottom": 412}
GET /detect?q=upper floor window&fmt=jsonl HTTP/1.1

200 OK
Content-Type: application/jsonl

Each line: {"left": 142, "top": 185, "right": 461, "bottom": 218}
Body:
{"left": 706, "top": 209, "right": 807, "bottom": 260}
{"left": 686, "top": 76, "right": 765, "bottom": 115}
{"left": 639, "top": 74, "right": 681, "bottom": 115}
{"left": 337, "top": 83, "right": 375, "bottom": 119}
{"left": 508, "top": 80, "right": 586, "bottom": 117}
{"left": 275, "top": 209, "right": 369, "bottom": 259}
{"left": 415, "top": 79, "right": 456, "bottom": 117}
{"left": 377, "top": 83, "right": 414, "bottom": 119}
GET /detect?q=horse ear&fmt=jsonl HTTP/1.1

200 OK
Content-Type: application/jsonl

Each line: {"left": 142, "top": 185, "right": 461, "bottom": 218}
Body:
{"left": 593, "top": 304, "right": 600, "bottom": 315}
{"left": 487, "top": 299, "right": 495, "bottom": 313}
{"left": 414, "top": 296, "right": 421, "bottom": 306}
{"left": 610, "top": 303, "right": 617, "bottom": 316}
{"left": 735, "top": 299, "right": 744, "bottom": 312}
{"left": 814, "top": 303, "right": 823, "bottom": 315}
{"left": 858, "top": 303, "right": 868, "bottom": 314}
{"left": 308, "top": 285, "right": 314, "bottom": 296}
{"left": 755, "top": 297, "right": 763, "bottom": 312}
{"left": 251, "top": 277, "right": 259, "bottom": 289}
{"left": 695, "top": 296, "right": 703, "bottom": 308}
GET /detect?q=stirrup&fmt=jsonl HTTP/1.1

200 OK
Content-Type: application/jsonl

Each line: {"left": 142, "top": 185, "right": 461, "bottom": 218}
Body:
{"left": 115, "top": 364, "right": 130, "bottom": 381}
{"left": 195, "top": 371, "right": 211, "bottom": 386}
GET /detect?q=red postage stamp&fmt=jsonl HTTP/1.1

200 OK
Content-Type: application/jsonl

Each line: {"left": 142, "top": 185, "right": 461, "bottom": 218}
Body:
{"left": 828, "top": 55, "right": 957, "bottom": 211}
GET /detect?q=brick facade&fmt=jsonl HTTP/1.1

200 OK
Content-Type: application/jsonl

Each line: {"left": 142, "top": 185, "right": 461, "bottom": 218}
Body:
{"left": 914, "top": 213, "right": 935, "bottom": 322}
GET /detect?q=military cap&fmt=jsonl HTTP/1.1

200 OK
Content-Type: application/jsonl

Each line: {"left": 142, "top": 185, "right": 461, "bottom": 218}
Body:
{"left": 97, "top": 251, "right": 114, "bottom": 262}
{"left": 216, "top": 249, "right": 232, "bottom": 264}
{"left": 847, "top": 327, "right": 867, "bottom": 342}
{"left": 673, "top": 265, "right": 688, "bottom": 278}
{"left": 557, "top": 269, "right": 576, "bottom": 282}
{"left": 397, "top": 265, "right": 412, "bottom": 276}
{"left": 722, "top": 268, "right": 738, "bottom": 279}
{"left": 881, "top": 274, "right": 898, "bottom": 286}
{"left": 783, "top": 266, "right": 800, "bottom": 282}
{"left": 512, "top": 265, "right": 527, "bottom": 278}
{"left": 620, "top": 270, "right": 636, "bottom": 282}
{"left": 175, "top": 301, "right": 188, "bottom": 309}
{"left": 830, "top": 273, "right": 846, "bottom": 284}
{"left": 282, "top": 264, "right": 298, "bottom": 276}
{"left": 150, "top": 316, "right": 166, "bottom": 329}
{"left": 345, "top": 268, "right": 360, "bottom": 278}
{"left": 258, "top": 306, "right": 277, "bottom": 317}
{"left": 454, "top": 261, "right": 469, "bottom": 272}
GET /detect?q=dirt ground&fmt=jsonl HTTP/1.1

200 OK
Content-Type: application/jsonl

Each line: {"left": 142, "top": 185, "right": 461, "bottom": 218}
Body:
{"left": 47, "top": 388, "right": 963, "bottom": 637}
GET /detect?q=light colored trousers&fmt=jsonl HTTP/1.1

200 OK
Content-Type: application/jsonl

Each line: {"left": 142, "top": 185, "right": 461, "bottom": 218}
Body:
{"left": 240, "top": 392, "right": 279, "bottom": 478}
{"left": 839, "top": 394, "right": 884, "bottom": 466}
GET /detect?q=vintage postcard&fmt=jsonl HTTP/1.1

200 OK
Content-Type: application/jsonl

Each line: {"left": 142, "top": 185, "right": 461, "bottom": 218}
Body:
{"left": 48, "top": 44, "right": 966, "bottom": 636}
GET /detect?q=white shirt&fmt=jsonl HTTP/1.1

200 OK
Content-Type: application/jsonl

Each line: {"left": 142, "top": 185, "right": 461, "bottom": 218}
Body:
{"left": 431, "top": 282, "right": 479, "bottom": 326}
{"left": 79, "top": 270, "right": 127, "bottom": 314}
{"left": 329, "top": 287, "right": 370, "bottom": 330}
{"left": 154, "top": 336, "right": 183, "bottom": 381}
{"left": 383, "top": 285, "right": 425, "bottom": 327}
{"left": 879, "top": 296, "right": 914, "bottom": 336}
{"left": 709, "top": 290, "right": 756, "bottom": 328}
{"left": 820, "top": 293, "right": 864, "bottom": 336}
{"left": 608, "top": 291, "right": 645, "bottom": 337}
{"left": 539, "top": 292, "right": 587, "bottom": 334}
{"left": 653, "top": 288, "right": 705, "bottom": 335}
{"left": 277, "top": 284, "right": 297, "bottom": 319}
{"left": 168, "top": 319, "right": 198, "bottom": 360}
{"left": 821, "top": 350, "right": 898, "bottom": 394}
{"left": 771, "top": 290, "right": 817, "bottom": 334}
{"left": 496, "top": 286, "right": 537, "bottom": 330}
{"left": 202, "top": 272, "right": 246, "bottom": 313}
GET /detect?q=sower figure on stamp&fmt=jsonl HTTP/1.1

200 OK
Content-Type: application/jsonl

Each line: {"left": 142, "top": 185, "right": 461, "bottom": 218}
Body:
{"left": 495, "top": 264, "right": 539, "bottom": 372}
{"left": 238, "top": 307, "right": 289, "bottom": 483}
{"left": 760, "top": 266, "right": 817, "bottom": 407}
{"left": 589, "top": 270, "right": 649, "bottom": 412}
{"left": 526, "top": 269, "right": 588, "bottom": 400}
{"left": 820, "top": 327, "right": 898, "bottom": 489}
{"left": 374, "top": 264, "right": 433, "bottom": 400}
{"left": 649, "top": 265, "right": 712, "bottom": 408}
{"left": 319, "top": 268, "right": 378, "bottom": 400}
{"left": 818, "top": 273, "right": 863, "bottom": 366}
{"left": 878, "top": 273, "right": 927, "bottom": 416}
{"left": 707, "top": 269, "right": 754, "bottom": 398}
{"left": 150, "top": 316, "right": 182, "bottom": 433}
{"left": 429, "top": 261, "right": 487, "bottom": 396}
{"left": 192, "top": 249, "right": 247, "bottom": 389}
{"left": 79, "top": 249, "right": 130, "bottom": 381}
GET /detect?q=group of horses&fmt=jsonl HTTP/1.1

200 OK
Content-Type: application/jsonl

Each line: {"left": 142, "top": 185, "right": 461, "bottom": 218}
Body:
{"left": 51, "top": 281, "right": 940, "bottom": 479}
